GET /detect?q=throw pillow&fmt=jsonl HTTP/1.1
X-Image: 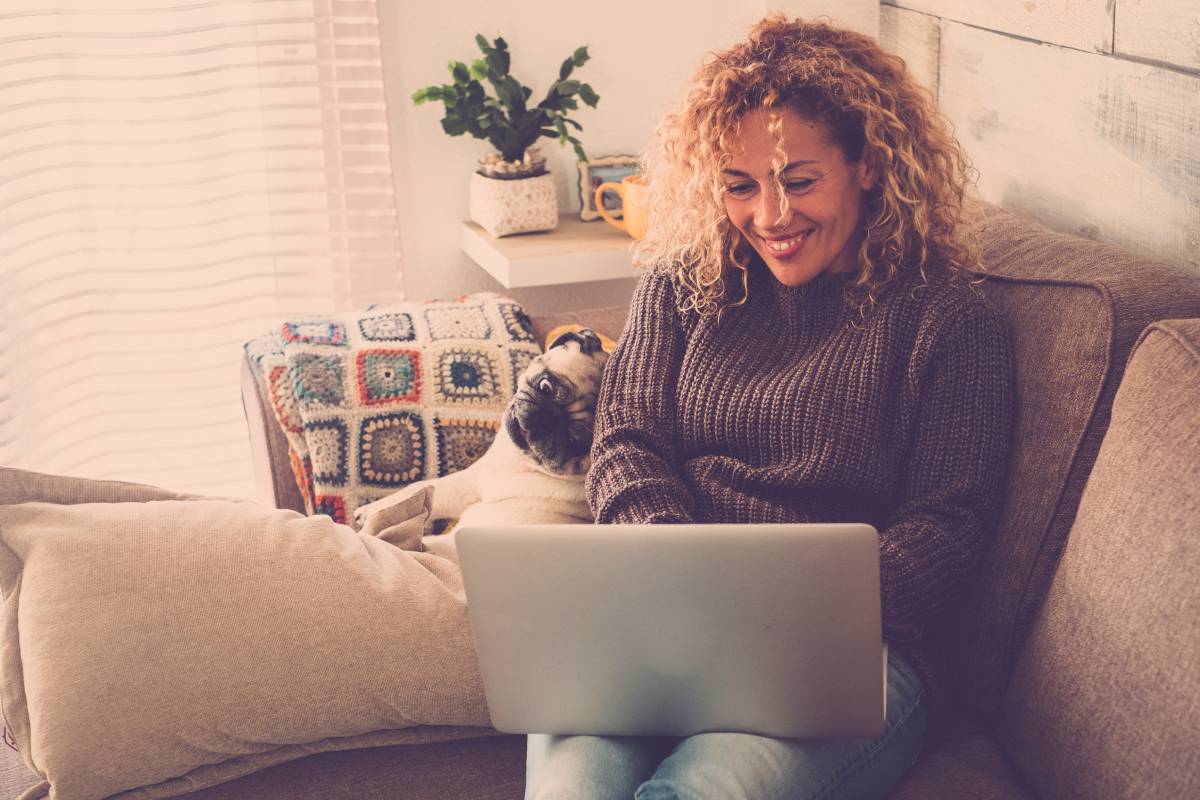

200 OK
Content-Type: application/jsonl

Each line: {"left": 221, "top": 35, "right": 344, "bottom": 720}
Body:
{"left": 243, "top": 293, "right": 541, "bottom": 526}
{"left": 0, "top": 469, "right": 490, "bottom": 800}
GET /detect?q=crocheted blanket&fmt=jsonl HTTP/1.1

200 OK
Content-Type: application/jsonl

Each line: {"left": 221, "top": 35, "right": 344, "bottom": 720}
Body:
{"left": 245, "top": 294, "right": 541, "bottom": 525}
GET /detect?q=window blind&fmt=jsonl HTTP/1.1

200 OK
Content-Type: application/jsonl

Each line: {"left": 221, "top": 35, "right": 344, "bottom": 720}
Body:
{"left": 0, "top": 0, "right": 404, "bottom": 498}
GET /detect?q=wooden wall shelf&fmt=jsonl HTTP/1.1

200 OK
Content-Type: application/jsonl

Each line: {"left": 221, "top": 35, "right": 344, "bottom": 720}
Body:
{"left": 461, "top": 215, "right": 637, "bottom": 288}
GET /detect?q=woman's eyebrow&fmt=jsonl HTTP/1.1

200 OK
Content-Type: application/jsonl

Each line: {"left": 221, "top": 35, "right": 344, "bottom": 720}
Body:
{"left": 721, "top": 160, "right": 819, "bottom": 178}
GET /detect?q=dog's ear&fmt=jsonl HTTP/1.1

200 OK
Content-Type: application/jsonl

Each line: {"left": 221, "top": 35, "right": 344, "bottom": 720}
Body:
{"left": 548, "top": 328, "right": 602, "bottom": 355}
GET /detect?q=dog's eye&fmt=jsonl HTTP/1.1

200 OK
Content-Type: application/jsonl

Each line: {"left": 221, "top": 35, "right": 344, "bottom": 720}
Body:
{"left": 536, "top": 376, "right": 555, "bottom": 396}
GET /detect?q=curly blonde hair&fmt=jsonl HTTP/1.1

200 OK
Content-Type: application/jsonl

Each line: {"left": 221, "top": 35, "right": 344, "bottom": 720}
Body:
{"left": 635, "top": 15, "right": 979, "bottom": 317}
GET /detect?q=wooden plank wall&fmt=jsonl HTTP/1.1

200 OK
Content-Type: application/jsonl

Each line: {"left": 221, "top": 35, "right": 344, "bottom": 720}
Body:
{"left": 1116, "top": 0, "right": 1200, "bottom": 71}
{"left": 879, "top": 1, "right": 1200, "bottom": 268}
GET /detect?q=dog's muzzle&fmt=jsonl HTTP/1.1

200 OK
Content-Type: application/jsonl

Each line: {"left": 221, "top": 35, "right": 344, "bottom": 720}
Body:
{"left": 505, "top": 389, "right": 593, "bottom": 474}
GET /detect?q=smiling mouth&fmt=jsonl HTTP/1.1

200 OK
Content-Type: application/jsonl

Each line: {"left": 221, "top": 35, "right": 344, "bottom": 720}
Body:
{"left": 760, "top": 229, "right": 814, "bottom": 255}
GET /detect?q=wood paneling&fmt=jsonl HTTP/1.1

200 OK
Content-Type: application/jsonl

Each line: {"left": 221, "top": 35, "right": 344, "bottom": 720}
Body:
{"left": 885, "top": 0, "right": 1113, "bottom": 54}
{"left": 879, "top": 4, "right": 941, "bottom": 98}
{"left": 939, "top": 21, "right": 1200, "bottom": 266}
{"left": 1115, "top": 0, "right": 1200, "bottom": 71}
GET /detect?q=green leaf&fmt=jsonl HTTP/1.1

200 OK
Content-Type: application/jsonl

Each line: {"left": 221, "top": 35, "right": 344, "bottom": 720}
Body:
{"left": 579, "top": 83, "right": 599, "bottom": 108}
{"left": 563, "top": 117, "right": 582, "bottom": 130}
{"left": 572, "top": 46, "right": 589, "bottom": 66}
{"left": 475, "top": 33, "right": 490, "bottom": 53}
{"left": 559, "top": 57, "right": 574, "bottom": 80}
{"left": 493, "top": 81, "right": 514, "bottom": 107}
{"left": 441, "top": 117, "right": 468, "bottom": 136}
{"left": 469, "top": 59, "right": 488, "bottom": 80}
{"left": 572, "top": 139, "right": 588, "bottom": 162}
{"left": 555, "top": 79, "right": 580, "bottom": 95}
{"left": 451, "top": 61, "right": 471, "bottom": 84}
{"left": 495, "top": 36, "right": 508, "bottom": 51}
{"left": 412, "top": 86, "right": 429, "bottom": 104}
{"left": 501, "top": 76, "right": 527, "bottom": 112}
{"left": 486, "top": 50, "right": 510, "bottom": 76}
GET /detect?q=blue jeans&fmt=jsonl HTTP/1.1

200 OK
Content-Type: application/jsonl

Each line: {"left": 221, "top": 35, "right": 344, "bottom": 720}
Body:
{"left": 525, "top": 648, "right": 926, "bottom": 800}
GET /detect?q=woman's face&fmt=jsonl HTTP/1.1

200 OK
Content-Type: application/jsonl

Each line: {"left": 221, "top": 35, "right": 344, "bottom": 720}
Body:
{"left": 721, "top": 107, "right": 875, "bottom": 287}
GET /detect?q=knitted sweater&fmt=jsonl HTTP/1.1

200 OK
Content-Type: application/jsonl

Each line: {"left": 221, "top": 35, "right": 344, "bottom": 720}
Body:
{"left": 585, "top": 259, "right": 1015, "bottom": 713}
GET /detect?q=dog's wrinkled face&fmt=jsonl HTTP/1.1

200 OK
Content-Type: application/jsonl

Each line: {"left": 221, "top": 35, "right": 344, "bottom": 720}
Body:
{"left": 505, "top": 330, "right": 610, "bottom": 475}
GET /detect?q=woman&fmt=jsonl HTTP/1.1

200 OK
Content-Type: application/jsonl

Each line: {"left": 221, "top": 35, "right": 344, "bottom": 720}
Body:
{"left": 527, "top": 15, "right": 1014, "bottom": 800}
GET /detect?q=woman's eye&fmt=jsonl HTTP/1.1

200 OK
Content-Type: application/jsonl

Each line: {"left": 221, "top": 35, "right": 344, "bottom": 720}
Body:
{"left": 785, "top": 179, "right": 815, "bottom": 193}
{"left": 724, "top": 183, "right": 755, "bottom": 198}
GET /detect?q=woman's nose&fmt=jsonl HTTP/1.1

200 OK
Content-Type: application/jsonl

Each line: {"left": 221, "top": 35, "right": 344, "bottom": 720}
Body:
{"left": 753, "top": 184, "right": 792, "bottom": 231}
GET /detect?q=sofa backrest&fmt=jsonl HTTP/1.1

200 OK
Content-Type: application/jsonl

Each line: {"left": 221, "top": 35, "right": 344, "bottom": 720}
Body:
{"left": 528, "top": 308, "right": 631, "bottom": 351}
{"left": 952, "top": 206, "right": 1200, "bottom": 716}
{"left": 998, "top": 319, "right": 1200, "bottom": 800}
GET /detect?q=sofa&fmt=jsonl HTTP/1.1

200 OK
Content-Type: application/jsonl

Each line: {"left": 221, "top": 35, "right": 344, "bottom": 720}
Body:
{"left": 2, "top": 205, "right": 1198, "bottom": 799}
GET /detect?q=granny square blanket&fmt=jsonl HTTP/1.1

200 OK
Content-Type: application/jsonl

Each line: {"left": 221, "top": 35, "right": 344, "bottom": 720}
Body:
{"left": 244, "top": 293, "right": 541, "bottom": 524}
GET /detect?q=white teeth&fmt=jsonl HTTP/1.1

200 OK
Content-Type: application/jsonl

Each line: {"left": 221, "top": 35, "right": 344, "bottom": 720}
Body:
{"left": 764, "top": 231, "right": 809, "bottom": 251}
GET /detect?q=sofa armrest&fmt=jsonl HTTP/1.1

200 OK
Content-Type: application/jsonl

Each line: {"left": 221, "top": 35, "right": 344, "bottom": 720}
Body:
{"left": 999, "top": 318, "right": 1200, "bottom": 800}
{"left": 240, "top": 354, "right": 305, "bottom": 513}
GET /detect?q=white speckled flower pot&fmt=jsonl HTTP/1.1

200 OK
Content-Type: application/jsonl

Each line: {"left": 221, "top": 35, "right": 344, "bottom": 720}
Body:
{"left": 469, "top": 171, "right": 559, "bottom": 238}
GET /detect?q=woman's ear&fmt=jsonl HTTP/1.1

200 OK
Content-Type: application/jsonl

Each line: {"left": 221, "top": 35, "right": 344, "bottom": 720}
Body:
{"left": 855, "top": 159, "right": 876, "bottom": 192}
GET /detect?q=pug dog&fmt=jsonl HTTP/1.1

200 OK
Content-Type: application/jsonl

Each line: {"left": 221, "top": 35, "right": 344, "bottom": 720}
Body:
{"left": 353, "top": 329, "right": 610, "bottom": 552}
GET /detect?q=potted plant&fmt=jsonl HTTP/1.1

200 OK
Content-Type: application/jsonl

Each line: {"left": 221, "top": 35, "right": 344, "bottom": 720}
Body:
{"left": 413, "top": 34, "right": 600, "bottom": 237}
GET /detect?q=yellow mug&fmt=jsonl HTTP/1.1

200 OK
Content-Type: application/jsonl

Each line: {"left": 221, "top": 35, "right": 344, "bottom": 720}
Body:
{"left": 595, "top": 175, "right": 649, "bottom": 240}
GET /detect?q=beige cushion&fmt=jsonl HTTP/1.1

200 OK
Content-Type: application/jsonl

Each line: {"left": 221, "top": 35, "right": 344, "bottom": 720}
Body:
{"left": 0, "top": 468, "right": 491, "bottom": 800}
{"left": 998, "top": 320, "right": 1200, "bottom": 799}
{"left": 954, "top": 207, "right": 1200, "bottom": 714}
{"left": 0, "top": 468, "right": 197, "bottom": 505}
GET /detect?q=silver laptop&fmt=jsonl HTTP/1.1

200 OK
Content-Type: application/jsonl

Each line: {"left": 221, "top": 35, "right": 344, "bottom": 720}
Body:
{"left": 455, "top": 523, "right": 887, "bottom": 739}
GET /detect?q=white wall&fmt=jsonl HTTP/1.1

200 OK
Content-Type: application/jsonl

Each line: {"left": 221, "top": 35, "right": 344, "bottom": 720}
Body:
{"left": 376, "top": 0, "right": 876, "bottom": 315}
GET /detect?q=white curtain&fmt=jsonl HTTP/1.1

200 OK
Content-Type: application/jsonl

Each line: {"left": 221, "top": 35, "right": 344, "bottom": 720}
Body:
{"left": 0, "top": 0, "right": 404, "bottom": 498}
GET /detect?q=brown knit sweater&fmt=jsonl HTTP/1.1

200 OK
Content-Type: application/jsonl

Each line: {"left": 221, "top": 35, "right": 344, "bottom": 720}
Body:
{"left": 585, "top": 259, "right": 1015, "bottom": 712}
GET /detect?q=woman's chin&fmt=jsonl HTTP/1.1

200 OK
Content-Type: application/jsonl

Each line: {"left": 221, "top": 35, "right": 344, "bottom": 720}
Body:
{"left": 762, "top": 258, "right": 822, "bottom": 287}
{"left": 758, "top": 249, "right": 856, "bottom": 287}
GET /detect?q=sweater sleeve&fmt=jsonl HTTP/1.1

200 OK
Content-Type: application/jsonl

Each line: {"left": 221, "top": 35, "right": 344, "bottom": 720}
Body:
{"left": 879, "top": 301, "right": 1015, "bottom": 644}
{"left": 585, "top": 267, "right": 700, "bottom": 524}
